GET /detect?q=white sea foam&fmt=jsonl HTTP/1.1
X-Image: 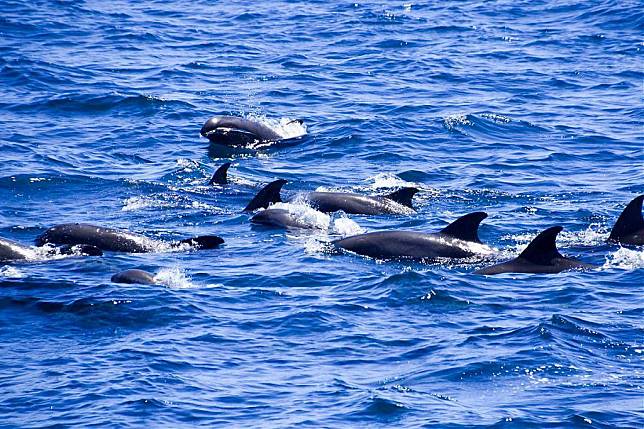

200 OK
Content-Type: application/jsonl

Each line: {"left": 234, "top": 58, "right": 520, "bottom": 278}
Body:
{"left": 246, "top": 114, "right": 308, "bottom": 139}
{"left": 271, "top": 201, "right": 331, "bottom": 230}
{"left": 367, "top": 172, "right": 416, "bottom": 189}
{"left": 603, "top": 247, "right": 644, "bottom": 270}
{"left": 0, "top": 266, "right": 26, "bottom": 278}
{"left": 153, "top": 267, "right": 196, "bottom": 289}
{"left": 332, "top": 216, "right": 364, "bottom": 236}
{"left": 443, "top": 113, "right": 473, "bottom": 130}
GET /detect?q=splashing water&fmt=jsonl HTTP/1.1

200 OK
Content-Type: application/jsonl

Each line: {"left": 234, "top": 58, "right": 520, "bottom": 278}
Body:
{"left": 153, "top": 267, "right": 196, "bottom": 289}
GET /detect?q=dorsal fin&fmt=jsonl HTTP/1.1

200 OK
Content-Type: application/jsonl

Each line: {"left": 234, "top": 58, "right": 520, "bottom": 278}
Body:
{"left": 243, "top": 179, "right": 287, "bottom": 212}
{"left": 385, "top": 187, "right": 419, "bottom": 209}
{"left": 608, "top": 195, "right": 644, "bottom": 242}
{"left": 208, "top": 162, "right": 231, "bottom": 185}
{"left": 440, "top": 212, "right": 487, "bottom": 243}
{"left": 517, "top": 226, "right": 564, "bottom": 264}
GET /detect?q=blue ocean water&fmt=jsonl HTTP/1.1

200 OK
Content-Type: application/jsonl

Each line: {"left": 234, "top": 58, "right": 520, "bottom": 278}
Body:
{"left": 1, "top": 0, "right": 643, "bottom": 427}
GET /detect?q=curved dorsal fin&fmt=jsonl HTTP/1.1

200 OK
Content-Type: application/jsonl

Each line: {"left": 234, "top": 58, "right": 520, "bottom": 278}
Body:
{"left": 518, "top": 226, "right": 564, "bottom": 264}
{"left": 385, "top": 187, "right": 419, "bottom": 209}
{"left": 440, "top": 211, "right": 487, "bottom": 243}
{"left": 608, "top": 195, "right": 644, "bottom": 242}
{"left": 208, "top": 162, "right": 231, "bottom": 186}
{"left": 243, "top": 179, "right": 287, "bottom": 212}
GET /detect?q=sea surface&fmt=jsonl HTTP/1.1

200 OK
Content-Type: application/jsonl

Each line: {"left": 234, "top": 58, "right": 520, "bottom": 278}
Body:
{"left": 0, "top": 1, "right": 643, "bottom": 427}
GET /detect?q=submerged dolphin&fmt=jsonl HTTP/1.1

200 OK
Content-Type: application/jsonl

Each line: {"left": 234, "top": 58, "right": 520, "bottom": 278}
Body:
{"left": 201, "top": 116, "right": 287, "bottom": 146}
{"left": 250, "top": 208, "right": 322, "bottom": 230}
{"left": 111, "top": 269, "right": 156, "bottom": 285}
{"left": 607, "top": 195, "right": 644, "bottom": 246}
{"left": 243, "top": 179, "right": 419, "bottom": 215}
{"left": 1, "top": 236, "right": 102, "bottom": 262}
{"left": 475, "top": 226, "right": 595, "bottom": 275}
{"left": 334, "top": 212, "right": 490, "bottom": 261}
{"left": 35, "top": 223, "right": 223, "bottom": 253}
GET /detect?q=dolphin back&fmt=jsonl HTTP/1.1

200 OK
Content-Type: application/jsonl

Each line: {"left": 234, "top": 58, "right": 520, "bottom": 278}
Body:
{"left": 201, "top": 116, "right": 283, "bottom": 142}
{"left": 111, "top": 269, "right": 156, "bottom": 285}
{"left": 475, "top": 226, "right": 594, "bottom": 275}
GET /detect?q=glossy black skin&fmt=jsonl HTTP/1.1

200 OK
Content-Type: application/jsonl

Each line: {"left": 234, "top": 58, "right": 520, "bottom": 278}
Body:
{"left": 0, "top": 237, "right": 31, "bottom": 262}
{"left": 608, "top": 195, "right": 644, "bottom": 246}
{"left": 36, "top": 223, "right": 224, "bottom": 253}
{"left": 36, "top": 224, "right": 156, "bottom": 253}
{"left": 111, "top": 269, "right": 156, "bottom": 285}
{"left": 250, "top": 209, "right": 320, "bottom": 230}
{"left": 201, "top": 116, "right": 283, "bottom": 145}
{"left": 303, "top": 192, "right": 413, "bottom": 215}
{"left": 334, "top": 231, "right": 482, "bottom": 260}
{"left": 0, "top": 237, "right": 103, "bottom": 262}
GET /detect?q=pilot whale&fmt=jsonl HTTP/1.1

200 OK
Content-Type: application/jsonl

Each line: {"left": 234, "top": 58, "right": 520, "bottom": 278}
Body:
{"left": 201, "top": 116, "right": 300, "bottom": 146}
{"left": 334, "top": 212, "right": 490, "bottom": 261}
{"left": 607, "top": 195, "right": 644, "bottom": 246}
{"left": 0, "top": 237, "right": 36, "bottom": 262}
{"left": 1, "top": 236, "right": 102, "bottom": 262}
{"left": 111, "top": 269, "right": 156, "bottom": 285}
{"left": 243, "top": 179, "right": 419, "bottom": 215}
{"left": 475, "top": 226, "right": 595, "bottom": 275}
{"left": 35, "top": 223, "right": 223, "bottom": 253}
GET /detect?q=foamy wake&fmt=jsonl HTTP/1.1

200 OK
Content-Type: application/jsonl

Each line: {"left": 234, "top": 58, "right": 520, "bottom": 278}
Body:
{"left": 153, "top": 267, "right": 196, "bottom": 289}
{"left": 246, "top": 114, "right": 308, "bottom": 140}
{"left": 500, "top": 224, "right": 609, "bottom": 259}
{"left": 603, "top": 247, "right": 644, "bottom": 270}
{"left": 270, "top": 201, "right": 364, "bottom": 236}
{"left": 0, "top": 266, "right": 26, "bottom": 278}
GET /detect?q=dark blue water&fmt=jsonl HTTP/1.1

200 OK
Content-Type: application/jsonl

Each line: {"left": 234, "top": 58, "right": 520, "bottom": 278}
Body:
{"left": 1, "top": 1, "right": 643, "bottom": 427}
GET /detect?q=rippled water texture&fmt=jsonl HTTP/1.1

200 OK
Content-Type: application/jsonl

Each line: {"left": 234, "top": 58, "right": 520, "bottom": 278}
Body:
{"left": 1, "top": 1, "right": 643, "bottom": 427}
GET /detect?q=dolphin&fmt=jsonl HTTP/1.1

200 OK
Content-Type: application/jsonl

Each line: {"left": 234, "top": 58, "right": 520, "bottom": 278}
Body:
{"left": 200, "top": 116, "right": 284, "bottom": 146}
{"left": 1, "top": 236, "right": 102, "bottom": 262}
{"left": 0, "top": 237, "right": 35, "bottom": 262}
{"left": 111, "top": 269, "right": 156, "bottom": 285}
{"left": 35, "top": 223, "right": 223, "bottom": 253}
{"left": 243, "top": 179, "right": 419, "bottom": 215}
{"left": 607, "top": 195, "right": 644, "bottom": 246}
{"left": 208, "top": 162, "right": 231, "bottom": 186}
{"left": 250, "top": 208, "right": 319, "bottom": 230}
{"left": 333, "top": 212, "right": 490, "bottom": 261}
{"left": 475, "top": 226, "right": 595, "bottom": 275}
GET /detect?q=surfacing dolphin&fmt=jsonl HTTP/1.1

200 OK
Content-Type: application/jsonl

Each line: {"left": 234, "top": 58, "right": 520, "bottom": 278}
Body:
{"left": 0, "top": 237, "right": 37, "bottom": 262}
{"left": 201, "top": 116, "right": 292, "bottom": 146}
{"left": 607, "top": 195, "right": 644, "bottom": 246}
{"left": 1, "top": 236, "right": 102, "bottom": 262}
{"left": 243, "top": 179, "right": 419, "bottom": 215}
{"left": 35, "top": 223, "right": 223, "bottom": 253}
{"left": 334, "top": 212, "right": 491, "bottom": 261}
{"left": 111, "top": 269, "right": 156, "bottom": 285}
{"left": 475, "top": 226, "right": 595, "bottom": 275}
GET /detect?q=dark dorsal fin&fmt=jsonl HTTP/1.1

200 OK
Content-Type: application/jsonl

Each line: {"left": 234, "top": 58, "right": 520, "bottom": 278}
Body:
{"left": 385, "top": 187, "right": 419, "bottom": 209}
{"left": 608, "top": 195, "right": 644, "bottom": 242}
{"left": 517, "top": 226, "right": 564, "bottom": 264}
{"left": 243, "top": 179, "right": 287, "bottom": 212}
{"left": 439, "top": 212, "right": 487, "bottom": 243}
{"left": 176, "top": 235, "right": 224, "bottom": 250}
{"left": 208, "top": 162, "right": 231, "bottom": 185}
